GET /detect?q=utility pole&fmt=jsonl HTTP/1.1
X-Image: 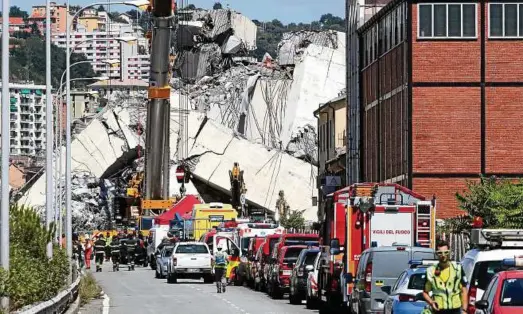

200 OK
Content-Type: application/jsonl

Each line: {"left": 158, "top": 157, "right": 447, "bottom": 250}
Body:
{"left": 46, "top": 0, "right": 54, "bottom": 259}
{"left": 1, "top": 0, "right": 11, "bottom": 309}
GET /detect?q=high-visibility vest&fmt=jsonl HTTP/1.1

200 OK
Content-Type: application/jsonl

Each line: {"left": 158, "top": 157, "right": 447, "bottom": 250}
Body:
{"left": 426, "top": 262, "right": 463, "bottom": 310}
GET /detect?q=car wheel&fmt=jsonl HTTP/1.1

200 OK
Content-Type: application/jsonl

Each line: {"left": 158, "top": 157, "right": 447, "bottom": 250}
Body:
{"left": 289, "top": 292, "right": 301, "bottom": 305}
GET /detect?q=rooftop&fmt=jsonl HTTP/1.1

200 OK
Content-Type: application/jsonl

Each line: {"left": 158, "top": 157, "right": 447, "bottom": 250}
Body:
{"left": 88, "top": 79, "right": 148, "bottom": 88}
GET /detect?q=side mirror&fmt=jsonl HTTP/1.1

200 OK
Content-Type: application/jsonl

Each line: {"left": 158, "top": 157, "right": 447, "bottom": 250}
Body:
{"left": 344, "top": 272, "right": 353, "bottom": 284}
{"left": 415, "top": 292, "right": 425, "bottom": 302}
{"left": 305, "top": 265, "right": 314, "bottom": 272}
{"left": 475, "top": 300, "right": 489, "bottom": 310}
{"left": 330, "top": 238, "right": 341, "bottom": 255}
{"left": 380, "top": 285, "right": 391, "bottom": 295}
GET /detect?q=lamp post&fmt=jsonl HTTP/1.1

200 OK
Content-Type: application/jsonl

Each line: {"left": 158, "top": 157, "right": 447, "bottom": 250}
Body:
{"left": 65, "top": 0, "right": 147, "bottom": 263}
{"left": 46, "top": 0, "right": 54, "bottom": 259}
{"left": 1, "top": 0, "right": 11, "bottom": 308}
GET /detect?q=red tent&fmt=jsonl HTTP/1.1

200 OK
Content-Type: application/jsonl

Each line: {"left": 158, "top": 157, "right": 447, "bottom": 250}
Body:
{"left": 154, "top": 195, "right": 201, "bottom": 225}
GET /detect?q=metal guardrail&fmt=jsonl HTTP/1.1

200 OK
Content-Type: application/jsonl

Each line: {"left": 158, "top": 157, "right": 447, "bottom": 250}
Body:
{"left": 12, "top": 272, "right": 81, "bottom": 314}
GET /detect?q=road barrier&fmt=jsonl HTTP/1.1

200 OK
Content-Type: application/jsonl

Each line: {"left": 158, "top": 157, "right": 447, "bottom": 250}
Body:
{"left": 12, "top": 272, "right": 81, "bottom": 314}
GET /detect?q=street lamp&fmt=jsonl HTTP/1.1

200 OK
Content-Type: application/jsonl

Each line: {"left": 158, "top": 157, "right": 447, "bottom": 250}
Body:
{"left": 65, "top": 0, "right": 147, "bottom": 266}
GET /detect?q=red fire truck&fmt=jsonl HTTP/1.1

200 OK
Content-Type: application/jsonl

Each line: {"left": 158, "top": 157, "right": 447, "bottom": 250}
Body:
{"left": 317, "top": 183, "right": 437, "bottom": 311}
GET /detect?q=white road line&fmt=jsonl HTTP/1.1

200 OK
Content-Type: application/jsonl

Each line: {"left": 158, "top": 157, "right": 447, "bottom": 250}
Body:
{"left": 102, "top": 293, "right": 110, "bottom": 314}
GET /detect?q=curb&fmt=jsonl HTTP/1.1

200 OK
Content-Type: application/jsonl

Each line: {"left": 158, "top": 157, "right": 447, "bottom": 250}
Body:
{"left": 64, "top": 296, "right": 80, "bottom": 314}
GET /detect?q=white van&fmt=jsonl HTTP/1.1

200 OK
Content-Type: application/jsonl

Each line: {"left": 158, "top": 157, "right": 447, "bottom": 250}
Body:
{"left": 146, "top": 225, "right": 169, "bottom": 269}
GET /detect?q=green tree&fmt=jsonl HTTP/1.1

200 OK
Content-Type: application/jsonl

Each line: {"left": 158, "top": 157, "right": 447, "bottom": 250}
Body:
{"left": 9, "top": 6, "right": 28, "bottom": 19}
{"left": 97, "top": 5, "right": 105, "bottom": 12}
{"left": 213, "top": 2, "right": 223, "bottom": 10}
{"left": 444, "top": 176, "right": 523, "bottom": 233}
{"left": 280, "top": 210, "right": 306, "bottom": 230}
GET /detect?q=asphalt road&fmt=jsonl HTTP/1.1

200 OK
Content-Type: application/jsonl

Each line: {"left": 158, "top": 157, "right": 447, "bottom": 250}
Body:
{"left": 92, "top": 263, "right": 318, "bottom": 314}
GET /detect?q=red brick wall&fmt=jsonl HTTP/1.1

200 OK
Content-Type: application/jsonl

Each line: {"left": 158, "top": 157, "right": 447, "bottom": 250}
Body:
{"left": 411, "top": 4, "right": 481, "bottom": 82}
{"left": 412, "top": 87, "right": 481, "bottom": 173}
{"left": 484, "top": 6, "right": 523, "bottom": 81}
{"left": 486, "top": 87, "right": 523, "bottom": 173}
{"left": 413, "top": 177, "right": 478, "bottom": 218}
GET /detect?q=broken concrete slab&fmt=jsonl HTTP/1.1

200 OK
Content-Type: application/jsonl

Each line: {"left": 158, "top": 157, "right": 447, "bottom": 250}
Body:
{"left": 278, "top": 30, "right": 339, "bottom": 66}
{"left": 221, "top": 35, "right": 243, "bottom": 54}
{"left": 177, "top": 111, "right": 318, "bottom": 222}
{"left": 18, "top": 107, "right": 139, "bottom": 210}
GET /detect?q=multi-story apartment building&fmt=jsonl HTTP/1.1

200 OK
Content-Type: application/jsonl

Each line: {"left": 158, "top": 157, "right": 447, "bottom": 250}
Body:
{"left": 126, "top": 54, "right": 150, "bottom": 81}
{"left": 0, "top": 17, "right": 28, "bottom": 34}
{"left": 2, "top": 83, "right": 47, "bottom": 157}
{"left": 356, "top": 0, "right": 523, "bottom": 218}
{"left": 314, "top": 94, "right": 347, "bottom": 221}
{"left": 53, "top": 21, "right": 149, "bottom": 80}
{"left": 28, "top": 2, "right": 70, "bottom": 33}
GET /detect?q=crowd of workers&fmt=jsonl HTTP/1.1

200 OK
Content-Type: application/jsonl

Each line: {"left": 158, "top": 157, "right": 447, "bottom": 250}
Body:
{"left": 72, "top": 230, "right": 147, "bottom": 272}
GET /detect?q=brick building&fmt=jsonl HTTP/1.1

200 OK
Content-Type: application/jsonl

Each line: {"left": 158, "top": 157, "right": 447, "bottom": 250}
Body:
{"left": 357, "top": 0, "right": 523, "bottom": 217}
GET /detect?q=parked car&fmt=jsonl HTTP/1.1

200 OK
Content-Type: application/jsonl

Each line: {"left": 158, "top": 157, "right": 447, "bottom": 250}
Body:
{"left": 383, "top": 260, "right": 437, "bottom": 314}
{"left": 267, "top": 245, "right": 307, "bottom": 299}
{"left": 474, "top": 257, "right": 523, "bottom": 314}
{"left": 167, "top": 242, "right": 213, "bottom": 284}
{"left": 306, "top": 251, "right": 322, "bottom": 309}
{"left": 155, "top": 245, "right": 174, "bottom": 279}
{"left": 349, "top": 245, "right": 435, "bottom": 314}
{"left": 289, "top": 247, "right": 320, "bottom": 304}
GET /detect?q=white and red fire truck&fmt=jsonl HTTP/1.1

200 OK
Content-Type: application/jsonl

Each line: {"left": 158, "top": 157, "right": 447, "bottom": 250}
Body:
{"left": 317, "top": 182, "right": 437, "bottom": 310}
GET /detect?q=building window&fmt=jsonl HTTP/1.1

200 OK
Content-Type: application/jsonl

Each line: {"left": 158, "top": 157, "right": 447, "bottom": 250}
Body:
{"left": 489, "top": 3, "right": 523, "bottom": 38}
{"left": 418, "top": 4, "right": 477, "bottom": 38}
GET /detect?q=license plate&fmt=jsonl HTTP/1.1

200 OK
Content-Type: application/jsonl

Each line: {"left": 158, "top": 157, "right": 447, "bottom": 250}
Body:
{"left": 188, "top": 268, "right": 199, "bottom": 273}
{"left": 282, "top": 270, "right": 292, "bottom": 275}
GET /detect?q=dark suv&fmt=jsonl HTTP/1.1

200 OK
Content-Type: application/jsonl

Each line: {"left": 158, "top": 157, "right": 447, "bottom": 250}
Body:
{"left": 289, "top": 247, "right": 320, "bottom": 304}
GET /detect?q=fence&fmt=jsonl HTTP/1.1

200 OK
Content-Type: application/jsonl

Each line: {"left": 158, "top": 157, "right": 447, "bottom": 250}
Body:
{"left": 440, "top": 232, "right": 470, "bottom": 262}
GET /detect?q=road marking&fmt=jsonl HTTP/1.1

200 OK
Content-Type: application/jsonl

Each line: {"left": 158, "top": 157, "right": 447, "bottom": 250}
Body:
{"left": 102, "top": 293, "right": 110, "bottom": 314}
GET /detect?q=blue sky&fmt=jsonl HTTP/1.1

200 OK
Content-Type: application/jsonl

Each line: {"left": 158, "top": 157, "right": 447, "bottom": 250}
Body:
{"left": 20, "top": 1, "right": 345, "bottom": 24}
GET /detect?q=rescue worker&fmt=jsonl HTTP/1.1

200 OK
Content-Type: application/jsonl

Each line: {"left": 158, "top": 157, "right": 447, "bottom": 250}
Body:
{"left": 124, "top": 233, "right": 138, "bottom": 271}
{"left": 110, "top": 236, "right": 121, "bottom": 271}
{"left": 94, "top": 235, "right": 107, "bottom": 272}
{"left": 422, "top": 240, "right": 468, "bottom": 314}
{"left": 105, "top": 232, "right": 112, "bottom": 261}
{"left": 213, "top": 245, "right": 229, "bottom": 293}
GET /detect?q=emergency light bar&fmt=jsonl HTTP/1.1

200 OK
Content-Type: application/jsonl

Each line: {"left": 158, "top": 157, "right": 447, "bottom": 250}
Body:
{"left": 502, "top": 256, "right": 523, "bottom": 267}
{"left": 470, "top": 229, "right": 523, "bottom": 249}
{"left": 247, "top": 223, "right": 278, "bottom": 229}
{"left": 409, "top": 259, "right": 439, "bottom": 268}
{"left": 285, "top": 240, "right": 320, "bottom": 246}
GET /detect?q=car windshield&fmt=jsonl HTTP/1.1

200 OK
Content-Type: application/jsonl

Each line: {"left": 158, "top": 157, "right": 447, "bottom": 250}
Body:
{"left": 241, "top": 237, "right": 251, "bottom": 251}
{"left": 304, "top": 252, "right": 318, "bottom": 265}
{"left": 163, "top": 247, "right": 174, "bottom": 257}
{"left": 500, "top": 278, "right": 523, "bottom": 306}
{"left": 471, "top": 261, "right": 504, "bottom": 290}
{"left": 176, "top": 244, "right": 208, "bottom": 254}
{"left": 283, "top": 247, "right": 304, "bottom": 263}
{"left": 408, "top": 273, "right": 427, "bottom": 290}
{"left": 373, "top": 251, "right": 411, "bottom": 278}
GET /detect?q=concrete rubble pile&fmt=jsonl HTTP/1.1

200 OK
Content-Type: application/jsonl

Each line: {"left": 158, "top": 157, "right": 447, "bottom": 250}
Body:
{"left": 173, "top": 9, "right": 257, "bottom": 83}
{"left": 172, "top": 26, "right": 345, "bottom": 164}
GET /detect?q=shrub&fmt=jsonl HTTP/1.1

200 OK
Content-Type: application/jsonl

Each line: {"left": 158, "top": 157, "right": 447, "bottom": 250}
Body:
{"left": 0, "top": 205, "right": 69, "bottom": 311}
{"left": 79, "top": 273, "right": 101, "bottom": 306}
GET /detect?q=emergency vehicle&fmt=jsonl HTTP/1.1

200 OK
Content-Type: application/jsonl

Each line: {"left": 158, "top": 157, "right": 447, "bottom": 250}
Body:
{"left": 462, "top": 227, "right": 523, "bottom": 314}
{"left": 318, "top": 183, "right": 436, "bottom": 310}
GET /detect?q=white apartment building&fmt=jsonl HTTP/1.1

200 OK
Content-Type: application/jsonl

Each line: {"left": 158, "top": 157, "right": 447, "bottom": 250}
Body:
{"left": 52, "top": 24, "right": 150, "bottom": 80}
{"left": 1, "top": 83, "right": 47, "bottom": 157}
{"left": 126, "top": 54, "right": 150, "bottom": 81}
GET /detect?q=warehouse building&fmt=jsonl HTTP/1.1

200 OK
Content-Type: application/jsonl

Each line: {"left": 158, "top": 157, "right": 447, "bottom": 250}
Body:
{"left": 357, "top": 0, "right": 523, "bottom": 217}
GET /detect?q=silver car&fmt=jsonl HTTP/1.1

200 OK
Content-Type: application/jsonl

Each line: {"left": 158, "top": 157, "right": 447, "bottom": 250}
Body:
{"left": 155, "top": 246, "right": 174, "bottom": 279}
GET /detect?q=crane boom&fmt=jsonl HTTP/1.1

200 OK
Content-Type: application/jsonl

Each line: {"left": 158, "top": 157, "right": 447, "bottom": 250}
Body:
{"left": 142, "top": 0, "right": 175, "bottom": 214}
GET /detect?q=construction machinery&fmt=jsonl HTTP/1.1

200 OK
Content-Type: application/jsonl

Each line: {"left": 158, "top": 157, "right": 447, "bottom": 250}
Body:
{"left": 139, "top": 0, "right": 177, "bottom": 228}
{"left": 230, "top": 162, "right": 247, "bottom": 217}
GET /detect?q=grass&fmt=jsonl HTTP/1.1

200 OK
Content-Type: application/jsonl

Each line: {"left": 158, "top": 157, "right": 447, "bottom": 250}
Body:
{"left": 78, "top": 273, "right": 102, "bottom": 306}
